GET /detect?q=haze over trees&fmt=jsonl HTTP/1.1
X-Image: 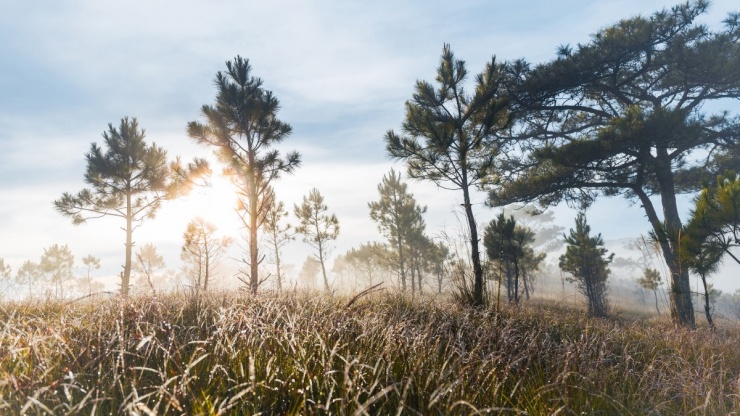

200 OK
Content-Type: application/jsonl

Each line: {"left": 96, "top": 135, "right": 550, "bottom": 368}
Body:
{"left": 262, "top": 197, "right": 293, "bottom": 291}
{"left": 15, "top": 261, "right": 40, "bottom": 300}
{"left": 80, "top": 255, "right": 103, "bottom": 296}
{"left": 40, "top": 244, "right": 74, "bottom": 299}
{"left": 0, "top": 259, "right": 11, "bottom": 299}
{"left": 181, "top": 217, "right": 233, "bottom": 295}
{"left": 54, "top": 117, "right": 206, "bottom": 296}
{"left": 4, "top": 1, "right": 731, "bottom": 332}
{"left": 368, "top": 169, "right": 427, "bottom": 292}
{"left": 637, "top": 268, "right": 663, "bottom": 315}
{"left": 386, "top": 44, "right": 513, "bottom": 306}
{"left": 491, "top": 1, "right": 740, "bottom": 326}
{"left": 133, "top": 243, "right": 166, "bottom": 295}
{"left": 188, "top": 56, "right": 301, "bottom": 295}
{"left": 295, "top": 188, "right": 340, "bottom": 292}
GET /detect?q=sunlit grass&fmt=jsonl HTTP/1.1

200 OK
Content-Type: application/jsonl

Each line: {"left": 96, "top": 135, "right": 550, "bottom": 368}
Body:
{"left": 0, "top": 291, "right": 738, "bottom": 414}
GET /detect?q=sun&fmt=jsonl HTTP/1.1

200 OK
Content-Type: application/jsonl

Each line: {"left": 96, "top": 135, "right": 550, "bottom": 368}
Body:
{"left": 184, "top": 174, "right": 244, "bottom": 236}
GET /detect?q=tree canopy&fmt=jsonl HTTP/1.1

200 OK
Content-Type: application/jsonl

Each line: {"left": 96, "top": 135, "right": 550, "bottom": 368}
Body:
{"left": 491, "top": 1, "right": 740, "bottom": 326}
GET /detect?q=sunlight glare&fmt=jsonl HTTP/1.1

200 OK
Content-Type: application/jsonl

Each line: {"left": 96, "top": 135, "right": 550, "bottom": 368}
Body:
{"left": 185, "top": 175, "right": 243, "bottom": 237}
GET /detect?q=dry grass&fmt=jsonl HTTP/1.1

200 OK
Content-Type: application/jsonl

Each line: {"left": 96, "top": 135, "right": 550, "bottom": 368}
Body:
{"left": 0, "top": 291, "right": 738, "bottom": 415}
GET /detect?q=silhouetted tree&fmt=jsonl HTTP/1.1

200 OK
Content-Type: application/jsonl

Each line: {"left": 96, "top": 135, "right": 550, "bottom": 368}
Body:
{"left": 431, "top": 241, "right": 452, "bottom": 294}
{"left": 520, "top": 246, "right": 546, "bottom": 300}
{"left": 295, "top": 188, "right": 339, "bottom": 292}
{"left": 188, "top": 56, "right": 300, "bottom": 295}
{"left": 55, "top": 117, "right": 206, "bottom": 296}
{"left": 492, "top": 2, "right": 740, "bottom": 327}
{"left": 386, "top": 44, "right": 512, "bottom": 306}
{"left": 40, "top": 244, "right": 74, "bottom": 299}
{"left": 484, "top": 214, "right": 536, "bottom": 304}
{"left": 679, "top": 232, "right": 722, "bottom": 329}
{"left": 559, "top": 213, "right": 613, "bottom": 318}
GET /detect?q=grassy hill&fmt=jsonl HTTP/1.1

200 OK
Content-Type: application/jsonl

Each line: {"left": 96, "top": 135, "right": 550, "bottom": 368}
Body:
{"left": 1, "top": 291, "right": 738, "bottom": 414}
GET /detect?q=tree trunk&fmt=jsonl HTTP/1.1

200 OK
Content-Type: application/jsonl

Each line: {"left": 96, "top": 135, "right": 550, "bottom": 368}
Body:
{"left": 318, "top": 241, "right": 330, "bottom": 292}
{"left": 462, "top": 182, "right": 484, "bottom": 306}
{"left": 654, "top": 152, "right": 695, "bottom": 327}
{"left": 204, "top": 244, "right": 210, "bottom": 292}
{"left": 122, "top": 193, "right": 133, "bottom": 296}
{"left": 416, "top": 262, "right": 423, "bottom": 295}
{"left": 653, "top": 289, "right": 661, "bottom": 315}
{"left": 513, "top": 260, "right": 520, "bottom": 305}
{"left": 397, "top": 238, "right": 406, "bottom": 292}
{"left": 700, "top": 273, "right": 715, "bottom": 329}
{"left": 634, "top": 173, "right": 695, "bottom": 328}
{"left": 249, "top": 181, "right": 260, "bottom": 295}
{"left": 275, "top": 244, "right": 283, "bottom": 291}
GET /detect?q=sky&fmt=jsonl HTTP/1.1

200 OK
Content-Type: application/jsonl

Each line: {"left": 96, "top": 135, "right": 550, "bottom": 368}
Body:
{"left": 1, "top": 0, "right": 738, "bottom": 294}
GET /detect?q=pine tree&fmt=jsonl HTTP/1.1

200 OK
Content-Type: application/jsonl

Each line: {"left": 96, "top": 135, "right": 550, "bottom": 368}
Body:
{"left": 40, "top": 244, "right": 75, "bottom": 299}
{"left": 16, "top": 261, "right": 40, "bottom": 300}
{"left": 484, "top": 214, "right": 537, "bottom": 305}
{"left": 368, "top": 169, "right": 426, "bottom": 292}
{"left": 263, "top": 196, "right": 293, "bottom": 291}
{"left": 80, "top": 255, "right": 102, "bottom": 297}
{"left": 492, "top": 2, "right": 740, "bottom": 327}
{"left": 55, "top": 117, "right": 205, "bottom": 295}
{"left": 294, "top": 189, "right": 339, "bottom": 292}
{"left": 188, "top": 56, "right": 300, "bottom": 295}
{"left": 637, "top": 268, "right": 663, "bottom": 315}
{"left": 386, "top": 44, "right": 512, "bottom": 306}
{"left": 133, "top": 244, "right": 166, "bottom": 295}
{"left": 559, "top": 213, "right": 614, "bottom": 318}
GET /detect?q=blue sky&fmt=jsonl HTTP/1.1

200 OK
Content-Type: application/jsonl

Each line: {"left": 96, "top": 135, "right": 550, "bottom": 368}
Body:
{"left": 1, "top": 0, "right": 738, "bottom": 293}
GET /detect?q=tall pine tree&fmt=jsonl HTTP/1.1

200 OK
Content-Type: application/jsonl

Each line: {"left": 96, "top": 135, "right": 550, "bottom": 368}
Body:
{"left": 188, "top": 56, "right": 300, "bottom": 295}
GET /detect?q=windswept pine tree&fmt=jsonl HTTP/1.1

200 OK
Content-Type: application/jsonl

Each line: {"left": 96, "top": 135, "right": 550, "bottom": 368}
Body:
{"left": 492, "top": 2, "right": 740, "bottom": 326}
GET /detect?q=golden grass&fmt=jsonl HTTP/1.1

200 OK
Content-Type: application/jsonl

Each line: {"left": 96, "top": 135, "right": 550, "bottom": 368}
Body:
{"left": 0, "top": 291, "right": 738, "bottom": 415}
